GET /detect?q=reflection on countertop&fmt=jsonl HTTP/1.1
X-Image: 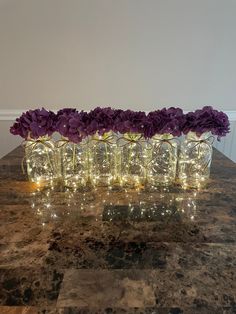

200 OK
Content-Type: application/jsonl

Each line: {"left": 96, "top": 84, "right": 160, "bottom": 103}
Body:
{"left": 29, "top": 184, "right": 198, "bottom": 225}
{"left": 0, "top": 146, "right": 236, "bottom": 313}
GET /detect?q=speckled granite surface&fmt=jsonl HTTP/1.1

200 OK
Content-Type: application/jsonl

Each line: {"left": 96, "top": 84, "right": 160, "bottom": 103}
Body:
{"left": 0, "top": 146, "right": 235, "bottom": 314}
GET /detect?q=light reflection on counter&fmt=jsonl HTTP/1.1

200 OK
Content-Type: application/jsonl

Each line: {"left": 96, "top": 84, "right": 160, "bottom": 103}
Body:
{"left": 29, "top": 185, "right": 198, "bottom": 225}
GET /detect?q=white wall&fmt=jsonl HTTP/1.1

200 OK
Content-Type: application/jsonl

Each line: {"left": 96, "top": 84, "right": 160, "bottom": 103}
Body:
{"left": 0, "top": 0, "right": 236, "bottom": 158}
{"left": 1, "top": 0, "right": 236, "bottom": 111}
{"left": 214, "top": 120, "right": 236, "bottom": 161}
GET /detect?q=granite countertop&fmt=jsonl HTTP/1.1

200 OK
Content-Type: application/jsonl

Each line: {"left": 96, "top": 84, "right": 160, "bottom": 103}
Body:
{"left": 0, "top": 147, "right": 235, "bottom": 314}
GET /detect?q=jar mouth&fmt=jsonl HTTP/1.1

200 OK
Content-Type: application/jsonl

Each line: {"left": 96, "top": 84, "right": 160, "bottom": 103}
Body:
{"left": 152, "top": 133, "right": 174, "bottom": 140}
{"left": 123, "top": 133, "right": 143, "bottom": 141}
{"left": 27, "top": 135, "right": 51, "bottom": 141}
{"left": 92, "top": 131, "right": 114, "bottom": 141}
{"left": 187, "top": 131, "right": 212, "bottom": 141}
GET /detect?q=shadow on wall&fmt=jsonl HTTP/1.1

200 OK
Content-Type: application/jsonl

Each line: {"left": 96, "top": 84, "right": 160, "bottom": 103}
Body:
{"left": 0, "top": 121, "right": 21, "bottom": 158}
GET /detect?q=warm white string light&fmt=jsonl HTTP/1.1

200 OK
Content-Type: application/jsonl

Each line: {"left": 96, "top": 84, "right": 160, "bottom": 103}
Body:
{"left": 24, "top": 132, "right": 214, "bottom": 190}
{"left": 146, "top": 134, "right": 178, "bottom": 187}
{"left": 119, "top": 133, "right": 146, "bottom": 188}
{"left": 25, "top": 137, "right": 57, "bottom": 184}
{"left": 89, "top": 132, "right": 118, "bottom": 187}
{"left": 178, "top": 132, "right": 213, "bottom": 189}
{"left": 57, "top": 138, "right": 88, "bottom": 188}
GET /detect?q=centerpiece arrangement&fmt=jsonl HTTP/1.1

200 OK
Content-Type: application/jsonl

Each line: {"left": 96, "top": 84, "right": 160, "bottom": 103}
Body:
{"left": 10, "top": 106, "right": 230, "bottom": 189}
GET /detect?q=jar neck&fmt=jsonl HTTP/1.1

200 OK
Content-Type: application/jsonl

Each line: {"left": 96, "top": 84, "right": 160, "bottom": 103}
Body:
{"left": 186, "top": 131, "right": 212, "bottom": 141}
{"left": 27, "top": 135, "right": 51, "bottom": 142}
{"left": 152, "top": 133, "right": 174, "bottom": 140}
{"left": 123, "top": 132, "right": 143, "bottom": 141}
{"left": 91, "top": 131, "right": 114, "bottom": 141}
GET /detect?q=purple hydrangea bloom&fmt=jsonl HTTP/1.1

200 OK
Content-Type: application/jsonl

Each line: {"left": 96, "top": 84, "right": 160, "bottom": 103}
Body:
{"left": 11, "top": 106, "right": 229, "bottom": 142}
{"left": 57, "top": 108, "right": 77, "bottom": 116}
{"left": 56, "top": 108, "right": 89, "bottom": 143}
{"left": 182, "top": 106, "right": 230, "bottom": 139}
{"left": 55, "top": 108, "right": 77, "bottom": 139}
{"left": 10, "top": 108, "right": 56, "bottom": 139}
{"left": 57, "top": 107, "right": 118, "bottom": 140}
{"left": 113, "top": 109, "right": 146, "bottom": 134}
{"left": 67, "top": 111, "right": 91, "bottom": 142}
{"left": 86, "top": 107, "right": 117, "bottom": 135}
{"left": 143, "top": 107, "right": 185, "bottom": 138}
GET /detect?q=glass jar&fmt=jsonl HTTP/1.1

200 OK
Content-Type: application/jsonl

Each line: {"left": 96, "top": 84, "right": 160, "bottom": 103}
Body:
{"left": 147, "top": 134, "right": 178, "bottom": 187}
{"left": 178, "top": 132, "right": 214, "bottom": 189}
{"left": 57, "top": 137, "right": 88, "bottom": 188}
{"left": 89, "top": 131, "right": 117, "bottom": 187}
{"left": 24, "top": 136, "right": 57, "bottom": 184}
{"left": 119, "top": 133, "right": 147, "bottom": 188}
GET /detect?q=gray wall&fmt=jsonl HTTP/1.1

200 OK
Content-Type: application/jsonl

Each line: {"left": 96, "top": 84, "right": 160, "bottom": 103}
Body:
{"left": 0, "top": 0, "right": 236, "bottom": 158}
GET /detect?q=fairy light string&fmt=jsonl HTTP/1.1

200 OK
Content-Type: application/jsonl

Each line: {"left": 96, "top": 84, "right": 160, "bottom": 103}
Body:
{"left": 22, "top": 136, "right": 56, "bottom": 184}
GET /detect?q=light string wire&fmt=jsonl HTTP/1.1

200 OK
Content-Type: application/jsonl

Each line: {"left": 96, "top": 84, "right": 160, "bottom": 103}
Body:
{"left": 90, "top": 133, "right": 117, "bottom": 167}
{"left": 148, "top": 137, "right": 179, "bottom": 180}
{"left": 117, "top": 133, "right": 152, "bottom": 150}
{"left": 187, "top": 135, "right": 215, "bottom": 173}
{"left": 116, "top": 134, "right": 153, "bottom": 183}
{"left": 21, "top": 137, "right": 55, "bottom": 175}
{"left": 56, "top": 137, "right": 88, "bottom": 174}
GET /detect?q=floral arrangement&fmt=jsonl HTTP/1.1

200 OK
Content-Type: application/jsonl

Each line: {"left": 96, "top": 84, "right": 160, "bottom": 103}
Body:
{"left": 113, "top": 109, "right": 146, "bottom": 134}
{"left": 143, "top": 107, "right": 185, "bottom": 138}
{"left": 10, "top": 108, "right": 56, "bottom": 139}
{"left": 9, "top": 106, "right": 230, "bottom": 189}
{"left": 10, "top": 106, "right": 230, "bottom": 140}
{"left": 85, "top": 107, "right": 118, "bottom": 136}
{"left": 56, "top": 108, "right": 88, "bottom": 143}
{"left": 182, "top": 106, "right": 230, "bottom": 139}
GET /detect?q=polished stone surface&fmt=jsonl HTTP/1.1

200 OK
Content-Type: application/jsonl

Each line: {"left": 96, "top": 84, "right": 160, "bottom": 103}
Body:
{"left": 0, "top": 146, "right": 235, "bottom": 313}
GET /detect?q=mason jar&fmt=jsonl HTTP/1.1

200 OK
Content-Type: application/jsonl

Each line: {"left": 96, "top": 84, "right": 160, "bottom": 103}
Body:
{"left": 24, "top": 136, "right": 57, "bottom": 184}
{"left": 147, "top": 134, "right": 178, "bottom": 187}
{"left": 119, "top": 133, "right": 148, "bottom": 188}
{"left": 89, "top": 131, "right": 118, "bottom": 187}
{"left": 57, "top": 137, "right": 89, "bottom": 188}
{"left": 178, "top": 131, "right": 214, "bottom": 189}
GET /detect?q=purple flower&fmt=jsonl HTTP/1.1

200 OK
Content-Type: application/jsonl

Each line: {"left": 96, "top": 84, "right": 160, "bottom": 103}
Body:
{"left": 10, "top": 108, "right": 56, "bottom": 139}
{"left": 143, "top": 107, "right": 185, "bottom": 138}
{"left": 113, "top": 109, "right": 146, "bottom": 134}
{"left": 56, "top": 108, "right": 89, "bottom": 143}
{"left": 86, "top": 107, "right": 117, "bottom": 135}
{"left": 56, "top": 108, "right": 77, "bottom": 139}
{"left": 11, "top": 106, "right": 228, "bottom": 142}
{"left": 57, "top": 108, "right": 77, "bottom": 116}
{"left": 182, "top": 106, "right": 230, "bottom": 139}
